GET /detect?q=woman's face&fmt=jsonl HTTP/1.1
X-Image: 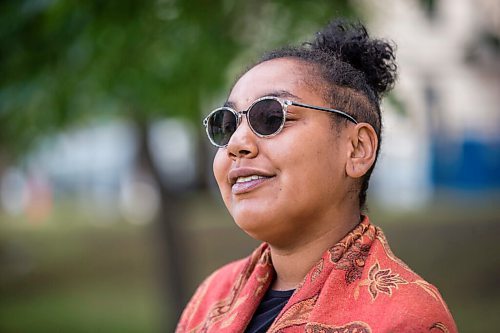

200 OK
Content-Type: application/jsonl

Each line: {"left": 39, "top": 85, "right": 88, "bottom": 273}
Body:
{"left": 213, "top": 58, "right": 354, "bottom": 247}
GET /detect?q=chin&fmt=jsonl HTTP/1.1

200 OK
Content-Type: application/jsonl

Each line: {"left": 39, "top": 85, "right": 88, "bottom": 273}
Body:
{"left": 233, "top": 212, "right": 284, "bottom": 243}
{"left": 233, "top": 214, "right": 267, "bottom": 238}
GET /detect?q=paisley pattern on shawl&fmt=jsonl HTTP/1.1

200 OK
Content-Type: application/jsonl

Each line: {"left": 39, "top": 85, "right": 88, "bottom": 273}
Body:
{"left": 176, "top": 216, "right": 458, "bottom": 333}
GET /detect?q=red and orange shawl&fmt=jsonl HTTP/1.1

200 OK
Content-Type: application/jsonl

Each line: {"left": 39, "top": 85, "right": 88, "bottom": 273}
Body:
{"left": 176, "top": 216, "right": 458, "bottom": 333}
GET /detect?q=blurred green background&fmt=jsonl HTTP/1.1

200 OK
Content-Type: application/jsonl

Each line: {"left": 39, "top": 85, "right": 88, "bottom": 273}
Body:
{"left": 1, "top": 0, "right": 499, "bottom": 332}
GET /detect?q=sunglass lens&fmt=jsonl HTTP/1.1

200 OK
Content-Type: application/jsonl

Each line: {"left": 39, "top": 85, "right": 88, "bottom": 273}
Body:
{"left": 248, "top": 99, "right": 284, "bottom": 136}
{"left": 207, "top": 109, "right": 237, "bottom": 146}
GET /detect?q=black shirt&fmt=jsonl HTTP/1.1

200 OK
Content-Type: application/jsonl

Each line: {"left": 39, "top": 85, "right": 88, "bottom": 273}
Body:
{"left": 244, "top": 288, "right": 294, "bottom": 333}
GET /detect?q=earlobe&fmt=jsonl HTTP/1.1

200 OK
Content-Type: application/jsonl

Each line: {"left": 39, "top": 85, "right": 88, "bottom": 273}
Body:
{"left": 345, "top": 124, "right": 378, "bottom": 178}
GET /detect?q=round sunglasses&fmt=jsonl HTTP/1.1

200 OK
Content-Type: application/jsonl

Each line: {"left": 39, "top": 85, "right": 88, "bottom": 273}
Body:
{"left": 203, "top": 96, "right": 358, "bottom": 148}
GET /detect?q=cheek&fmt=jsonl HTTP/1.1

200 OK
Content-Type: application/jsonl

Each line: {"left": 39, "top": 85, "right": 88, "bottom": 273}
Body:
{"left": 213, "top": 150, "right": 230, "bottom": 196}
{"left": 213, "top": 149, "right": 231, "bottom": 204}
{"left": 213, "top": 150, "right": 224, "bottom": 178}
{"left": 276, "top": 135, "right": 342, "bottom": 195}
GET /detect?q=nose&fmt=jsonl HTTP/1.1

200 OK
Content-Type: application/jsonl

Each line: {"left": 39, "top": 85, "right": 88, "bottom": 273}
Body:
{"left": 226, "top": 117, "right": 258, "bottom": 160}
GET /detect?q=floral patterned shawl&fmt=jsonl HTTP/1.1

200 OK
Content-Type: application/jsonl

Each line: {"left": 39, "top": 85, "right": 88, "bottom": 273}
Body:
{"left": 176, "top": 216, "right": 457, "bottom": 333}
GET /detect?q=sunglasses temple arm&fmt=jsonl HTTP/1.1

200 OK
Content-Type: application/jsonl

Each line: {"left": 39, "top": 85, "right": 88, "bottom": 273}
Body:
{"left": 289, "top": 101, "right": 358, "bottom": 124}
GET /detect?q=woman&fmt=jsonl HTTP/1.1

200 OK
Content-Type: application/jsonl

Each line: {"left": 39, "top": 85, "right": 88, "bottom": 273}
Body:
{"left": 177, "top": 20, "right": 457, "bottom": 333}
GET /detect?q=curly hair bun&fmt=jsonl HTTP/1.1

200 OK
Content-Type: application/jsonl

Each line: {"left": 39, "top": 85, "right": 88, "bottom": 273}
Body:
{"left": 311, "top": 20, "right": 397, "bottom": 98}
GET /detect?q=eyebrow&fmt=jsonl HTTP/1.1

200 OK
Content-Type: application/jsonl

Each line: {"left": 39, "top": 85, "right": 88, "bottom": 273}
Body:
{"left": 224, "top": 90, "right": 302, "bottom": 109}
{"left": 223, "top": 100, "right": 237, "bottom": 109}
{"left": 267, "top": 90, "right": 302, "bottom": 100}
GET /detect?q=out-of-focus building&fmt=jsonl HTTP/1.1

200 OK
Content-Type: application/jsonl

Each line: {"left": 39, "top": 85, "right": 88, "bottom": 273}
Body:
{"left": 364, "top": 0, "right": 500, "bottom": 209}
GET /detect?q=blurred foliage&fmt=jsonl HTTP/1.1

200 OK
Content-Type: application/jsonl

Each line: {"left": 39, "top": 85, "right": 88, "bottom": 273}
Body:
{"left": 0, "top": 0, "right": 355, "bottom": 158}
{"left": 419, "top": 0, "right": 438, "bottom": 20}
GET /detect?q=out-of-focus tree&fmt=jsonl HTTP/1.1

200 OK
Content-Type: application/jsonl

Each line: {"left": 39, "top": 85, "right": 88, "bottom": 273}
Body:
{"left": 0, "top": 0, "right": 357, "bottom": 327}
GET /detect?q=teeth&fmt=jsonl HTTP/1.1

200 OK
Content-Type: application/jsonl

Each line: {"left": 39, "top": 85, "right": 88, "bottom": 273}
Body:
{"left": 235, "top": 175, "right": 266, "bottom": 183}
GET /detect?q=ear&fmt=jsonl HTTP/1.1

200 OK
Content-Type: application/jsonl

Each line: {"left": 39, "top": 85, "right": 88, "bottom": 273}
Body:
{"left": 345, "top": 123, "right": 378, "bottom": 179}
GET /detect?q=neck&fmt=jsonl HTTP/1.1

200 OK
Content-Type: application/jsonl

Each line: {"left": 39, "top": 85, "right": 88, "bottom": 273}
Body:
{"left": 269, "top": 211, "right": 360, "bottom": 291}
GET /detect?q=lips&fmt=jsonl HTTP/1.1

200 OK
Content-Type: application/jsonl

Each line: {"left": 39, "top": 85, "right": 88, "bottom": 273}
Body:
{"left": 228, "top": 168, "right": 274, "bottom": 194}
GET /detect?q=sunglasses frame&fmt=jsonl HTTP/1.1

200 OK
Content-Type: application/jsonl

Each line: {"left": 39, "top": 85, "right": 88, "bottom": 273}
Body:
{"left": 203, "top": 96, "right": 358, "bottom": 148}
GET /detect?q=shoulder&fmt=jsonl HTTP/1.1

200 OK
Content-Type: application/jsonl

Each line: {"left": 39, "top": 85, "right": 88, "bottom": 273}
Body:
{"left": 176, "top": 244, "right": 268, "bottom": 332}
{"left": 200, "top": 256, "right": 250, "bottom": 295}
{"left": 358, "top": 226, "right": 457, "bottom": 332}
{"left": 179, "top": 256, "right": 249, "bottom": 317}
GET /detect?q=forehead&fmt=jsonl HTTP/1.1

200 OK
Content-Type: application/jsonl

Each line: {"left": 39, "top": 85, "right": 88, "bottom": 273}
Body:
{"left": 228, "top": 58, "right": 318, "bottom": 108}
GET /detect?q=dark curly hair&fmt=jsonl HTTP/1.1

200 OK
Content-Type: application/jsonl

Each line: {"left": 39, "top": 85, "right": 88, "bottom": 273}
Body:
{"left": 259, "top": 19, "right": 397, "bottom": 210}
